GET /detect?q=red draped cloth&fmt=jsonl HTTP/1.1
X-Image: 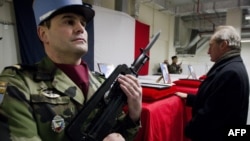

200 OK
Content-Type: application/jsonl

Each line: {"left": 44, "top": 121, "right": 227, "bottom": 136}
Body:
{"left": 134, "top": 95, "right": 187, "bottom": 141}
{"left": 134, "top": 80, "right": 201, "bottom": 141}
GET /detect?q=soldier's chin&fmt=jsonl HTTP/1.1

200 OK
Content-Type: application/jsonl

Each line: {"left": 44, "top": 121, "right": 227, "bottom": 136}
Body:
{"left": 76, "top": 46, "right": 88, "bottom": 53}
{"left": 79, "top": 49, "right": 88, "bottom": 57}
{"left": 81, "top": 51, "right": 88, "bottom": 57}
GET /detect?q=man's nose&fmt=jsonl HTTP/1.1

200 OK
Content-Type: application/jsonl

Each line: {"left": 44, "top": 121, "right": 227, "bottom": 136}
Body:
{"left": 75, "top": 22, "right": 85, "bottom": 33}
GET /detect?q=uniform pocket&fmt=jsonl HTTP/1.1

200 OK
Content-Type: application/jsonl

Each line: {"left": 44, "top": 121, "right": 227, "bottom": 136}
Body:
{"left": 30, "top": 92, "right": 76, "bottom": 124}
{"left": 30, "top": 94, "right": 70, "bottom": 104}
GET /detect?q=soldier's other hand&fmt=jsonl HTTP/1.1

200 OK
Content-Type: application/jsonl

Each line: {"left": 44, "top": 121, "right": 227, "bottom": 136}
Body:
{"left": 103, "top": 133, "right": 125, "bottom": 141}
{"left": 117, "top": 74, "right": 142, "bottom": 122}
{"left": 175, "top": 92, "right": 188, "bottom": 99}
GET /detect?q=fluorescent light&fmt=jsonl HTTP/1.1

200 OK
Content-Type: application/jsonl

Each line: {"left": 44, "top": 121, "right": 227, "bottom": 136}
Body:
{"left": 241, "top": 39, "right": 250, "bottom": 43}
{"left": 245, "top": 14, "right": 250, "bottom": 20}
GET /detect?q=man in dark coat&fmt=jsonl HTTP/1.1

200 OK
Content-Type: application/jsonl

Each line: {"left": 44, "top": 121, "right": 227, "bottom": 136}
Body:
{"left": 176, "top": 25, "right": 249, "bottom": 141}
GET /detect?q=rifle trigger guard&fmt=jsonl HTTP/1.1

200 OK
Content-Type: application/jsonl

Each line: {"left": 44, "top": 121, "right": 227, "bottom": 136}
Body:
{"left": 104, "top": 90, "right": 111, "bottom": 104}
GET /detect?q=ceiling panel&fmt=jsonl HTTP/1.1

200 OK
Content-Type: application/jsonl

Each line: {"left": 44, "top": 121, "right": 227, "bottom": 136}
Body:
{"left": 147, "top": 0, "right": 250, "bottom": 32}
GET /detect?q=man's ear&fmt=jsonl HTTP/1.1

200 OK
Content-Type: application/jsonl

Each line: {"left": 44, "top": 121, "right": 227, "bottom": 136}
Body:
{"left": 37, "top": 26, "right": 49, "bottom": 43}
{"left": 220, "top": 40, "right": 229, "bottom": 51}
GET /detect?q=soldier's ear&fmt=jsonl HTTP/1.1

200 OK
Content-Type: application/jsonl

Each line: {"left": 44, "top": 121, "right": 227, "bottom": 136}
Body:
{"left": 37, "top": 26, "right": 49, "bottom": 44}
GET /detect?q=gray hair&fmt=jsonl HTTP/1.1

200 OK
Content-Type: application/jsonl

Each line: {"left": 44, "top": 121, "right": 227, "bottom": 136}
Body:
{"left": 212, "top": 25, "right": 241, "bottom": 51}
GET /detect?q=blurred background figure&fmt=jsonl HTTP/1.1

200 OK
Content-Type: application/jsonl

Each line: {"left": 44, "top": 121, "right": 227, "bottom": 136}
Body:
{"left": 168, "top": 56, "right": 182, "bottom": 74}
{"left": 157, "top": 59, "right": 169, "bottom": 73}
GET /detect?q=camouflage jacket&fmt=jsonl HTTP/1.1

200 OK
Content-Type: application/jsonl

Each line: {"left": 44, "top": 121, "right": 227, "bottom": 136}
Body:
{"left": 168, "top": 63, "right": 182, "bottom": 74}
{"left": 0, "top": 57, "right": 140, "bottom": 141}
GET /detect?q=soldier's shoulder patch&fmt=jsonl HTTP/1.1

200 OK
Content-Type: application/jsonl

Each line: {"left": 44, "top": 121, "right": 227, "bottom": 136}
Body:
{"left": 1, "top": 65, "right": 22, "bottom": 77}
{"left": 4, "top": 64, "right": 21, "bottom": 70}
{"left": 0, "top": 81, "right": 8, "bottom": 104}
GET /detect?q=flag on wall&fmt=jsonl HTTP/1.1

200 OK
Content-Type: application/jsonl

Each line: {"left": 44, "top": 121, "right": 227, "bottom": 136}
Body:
{"left": 134, "top": 20, "right": 150, "bottom": 75}
{"left": 93, "top": 6, "right": 150, "bottom": 75}
{"left": 13, "top": 0, "right": 45, "bottom": 64}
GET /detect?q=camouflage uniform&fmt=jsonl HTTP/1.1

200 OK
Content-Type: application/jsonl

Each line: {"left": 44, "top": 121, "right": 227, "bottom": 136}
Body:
{"left": 168, "top": 63, "right": 182, "bottom": 74}
{"left": 0, "top": 57, "right": 140, "bottom": 141}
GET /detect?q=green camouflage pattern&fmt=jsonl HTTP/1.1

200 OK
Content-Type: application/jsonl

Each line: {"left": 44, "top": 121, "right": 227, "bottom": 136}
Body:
{"left": 0, "top": 57, "right": 140, "bottom": 141}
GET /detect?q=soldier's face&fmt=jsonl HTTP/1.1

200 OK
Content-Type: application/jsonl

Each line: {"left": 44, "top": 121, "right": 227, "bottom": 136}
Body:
{"left": 173, "top": 58, "right": 177, "bottom": 63}
{"left": 41, "top": 13, "right": 88, "bottom": 60}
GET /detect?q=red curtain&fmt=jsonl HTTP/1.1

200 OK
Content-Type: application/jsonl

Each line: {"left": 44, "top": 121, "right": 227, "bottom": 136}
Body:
{"left": 135, "top": 20, "right": 150, "bottom": 75}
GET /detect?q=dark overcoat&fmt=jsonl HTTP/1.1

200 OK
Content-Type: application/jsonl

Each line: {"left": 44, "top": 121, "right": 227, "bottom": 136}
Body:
{"left": 185, "top": 55, "right": 249, "bottom": 141}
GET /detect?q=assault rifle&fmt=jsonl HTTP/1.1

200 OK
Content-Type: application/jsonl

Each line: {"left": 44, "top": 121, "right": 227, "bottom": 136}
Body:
{"left": 66, "top": 31, "right": 161, "bottom": 141}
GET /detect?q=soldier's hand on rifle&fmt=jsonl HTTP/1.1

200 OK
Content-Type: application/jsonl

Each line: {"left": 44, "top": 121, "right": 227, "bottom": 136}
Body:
{"left": 103, "top": 133, "right": 125, "bottom": 141}
{"left": 118, "top": 74, "right": 142, "bottom": 122}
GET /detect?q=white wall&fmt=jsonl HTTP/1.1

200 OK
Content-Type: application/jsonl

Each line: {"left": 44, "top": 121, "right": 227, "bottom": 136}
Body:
{"left": 241, "top": 42, "right": 250, "bottom": 124}
{"left": 93, "top": 6, "right": 135, "bottom": 71}
{"left": 137, "top": 4, "right": 175, "bottom": 74}
{"left": 0, "top": 2, "right": 19, "bottom": 72}
{"left": 0, "top": 24, "right": 19, "bottom": 72}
